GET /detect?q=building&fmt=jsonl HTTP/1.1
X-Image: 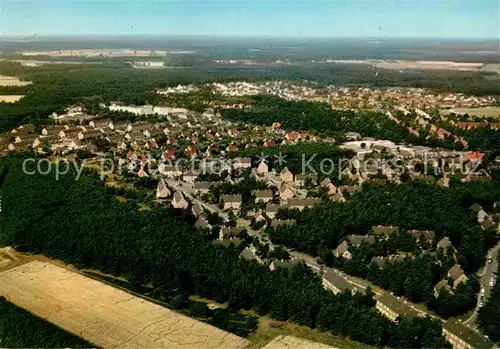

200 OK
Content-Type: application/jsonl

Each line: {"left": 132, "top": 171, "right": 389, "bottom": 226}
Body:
{"left": 220, "top": 195, "right": 243, "bottom": 210}
{"left": 172, "top": 191, "right": 189, "bottom": 209}
{"left": 195, "top": 216, "right": 212, "bottom": 230}
{"left": 375, "top": 292, "right": 420, "bottom": 322}
{"left": 346, "top": 234, "right": 376, "bottom": 246}
{"left": 280, "top": 168, "right": 294, "bottom": 183}
{"left": 191, "top": 202, "right": 204, "bottom": 217}
{"left": 322, "top": 270, "right": 357, "bottom": 295}
{"left": 438, "top": 237, "right": 454, "bottom": 252}
{"left": 409, "top": 229, "right": 435, "bottom": 242}
{"left": 218, "top": 226, "right": 245, "bottom": 240}
{"left": 269, "top": 259, "right": 299, "bottom": 272}
{"left": 333, "top": 241, "right": 352, "bottom": 260}
{"left": 156, "top": 179, "right": 171, "bottom": 199}
{"left": 294, "top": 174, "right": 317, "bottom": 188}
{"left": 253, "top": 190, "right": 274, "bottom": 203}
{"left": 434, "top": 279, "right": 452, "bottom": 298}
{"left": 194, "top": 181, "right": 215, "bottom": 194}
{"left": 270, "top": 219, "right": 297, "bottom": 229}
{"left": 372, "top": 225, "right": 400, "bottom": 237}
{"left": 240, "top": 246, "right": 264, "bottom": 264}
{"left": 287, "top": 198, "right": 321, "bottom": 211}
{"left": 256, "top": 161, "right": 269, "bottom": 175}
{"left": 448, "top": 264, "right": 469, "bottom": 289}
{"left": 279, "top": 184, "right": 295, "bottom": 201}
{"left": 442, "top": 319, "right": 496, "bottom": 349}
{"left": 266, "top": 203, "right": 287, "bottom": 219}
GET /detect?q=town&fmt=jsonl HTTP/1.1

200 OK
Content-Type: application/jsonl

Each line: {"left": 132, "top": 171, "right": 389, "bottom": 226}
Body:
{"left": 1, "top": 77, "right": 499, "bottom": 348}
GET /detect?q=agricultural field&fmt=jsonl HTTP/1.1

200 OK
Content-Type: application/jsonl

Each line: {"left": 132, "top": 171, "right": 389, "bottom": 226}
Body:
{"left": 0, "top": 261, "right": 250, "bottom": 349}
{"left": 0, "top": 75, "right": 31, "bottom": 86}
{"left": 440, "top": 107, "right": 500, "bottom": 118}
{"left": 0, "top": 95, "right": 24, "bottom": 102}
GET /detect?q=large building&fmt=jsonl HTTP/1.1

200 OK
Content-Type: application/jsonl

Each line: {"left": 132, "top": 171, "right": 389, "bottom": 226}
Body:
{"left": 442, "top": 320, "right": 496, "bottom": 349}
{"left": 375, "top": 292, "right": 420, "bottom": 322}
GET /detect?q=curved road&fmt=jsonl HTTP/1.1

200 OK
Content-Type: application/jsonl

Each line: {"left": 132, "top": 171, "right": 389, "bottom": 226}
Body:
{"left": 464, "top": 241, "right": 500, "bottom": 327}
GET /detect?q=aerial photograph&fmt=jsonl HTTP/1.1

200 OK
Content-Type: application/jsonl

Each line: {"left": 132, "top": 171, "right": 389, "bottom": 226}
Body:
{"left": 0, "top": 0, "right": 499, "bottom": 348}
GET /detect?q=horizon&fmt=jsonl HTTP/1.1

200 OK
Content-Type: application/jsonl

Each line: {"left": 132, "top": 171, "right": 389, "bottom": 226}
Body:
{"left": 3, "top": 0, "right": 499, "bottom": 39}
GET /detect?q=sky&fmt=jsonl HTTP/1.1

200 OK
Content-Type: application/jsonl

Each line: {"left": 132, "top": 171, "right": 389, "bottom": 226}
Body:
{"left": 2, "top": 0, "right": 499, "bottom": 38}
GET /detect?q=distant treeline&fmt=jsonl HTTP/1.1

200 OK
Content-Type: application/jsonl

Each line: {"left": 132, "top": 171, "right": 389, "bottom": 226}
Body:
{"left": 1, "top": 59, "right": 499, "bottom": 133}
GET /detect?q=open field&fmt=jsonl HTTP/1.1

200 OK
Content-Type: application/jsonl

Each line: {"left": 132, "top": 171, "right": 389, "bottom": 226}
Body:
{"left": 0, "top": 261, "right": 250, "bottom": 349}
{"left": 330, "top": 60, "right": 500, "bottom": 74}
{"left": 0, "top": 75, "right": 32, "bottom": 86}
{"left": 261, "top": 335, "right": 336, "bottom": 349}
{"left": 0, "top": 95, "right": 24, "bottom": 103}
{"left": 440, "top": 107, "right": 500, "bottom": 118}
{"left": 246, "top": 316, "right": 374, "bottom": 349}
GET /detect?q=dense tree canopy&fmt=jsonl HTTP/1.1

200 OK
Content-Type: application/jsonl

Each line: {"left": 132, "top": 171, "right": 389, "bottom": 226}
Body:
{"left": 0, "top": 155, "right": 449, "bottom": 348}
{"left": 0, "top": 297, "right": 96, "bottom": 348}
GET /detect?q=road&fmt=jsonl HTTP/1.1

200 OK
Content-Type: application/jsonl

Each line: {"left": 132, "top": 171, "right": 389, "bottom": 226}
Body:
{"left": 464, "top": 241, "right": 500, "bottom": 326}
{"left": 288, "top": 250, "right": 439, "bottom": 320}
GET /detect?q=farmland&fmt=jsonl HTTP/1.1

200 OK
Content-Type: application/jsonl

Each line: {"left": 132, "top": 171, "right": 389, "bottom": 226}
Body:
{"left": 0, "top": 75, "right": 31, "bottom": 86}
{"left": 440, "top": 107, "right": 500, "bottom": 118}
{"left": 0, "top": 261, "right": 250, "bottom": 349}
{"left": 0, "top": 95, "right": 24, "bottom": 103}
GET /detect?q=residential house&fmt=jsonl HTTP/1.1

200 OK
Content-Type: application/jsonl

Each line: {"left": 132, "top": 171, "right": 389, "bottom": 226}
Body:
{"left": 330, "top": 192, "right": 345, "bottom": 203}
{"left": 195, "top": 216, "right": 212, "bottom": 230}
{"left": 269, "top": 259, "right": 299, "bottom": 272}
{"left": 233, "top": 157, "right": 252, "bottom": 169}
{"left": 287, "top": 198, "right": 321, "bottom": 211}
{"left": 408, "top": 229, "right": 435, "bottom": 242}
{"left": 333, "top": 240, "right": 352, "bottom": 260}
{"left": 265, "top": 203, "right": 287, "bottom": 219}
{"left": 253, "top": 190, "right": 273, "bottom": 203}
{"left": 279, "top": 184, "right": 295, "bottom": 201}
{"left": 240, "top": 246, "right": 264, "bottom": 264}
{"left": 254, "top": 160, "right": 269, "bottom": 175}
{"left": 442, "top": 319, "right": 496, "bottom": 349}
{"left": 437, "top": 237, "right": 454, "bottom": 253}
{"left": 172, "top": 191, "right": 189, "bottom": 209}
{"left": 191, "top": 202, "right": 205, "bottom": 218}
{"left": 346, "top": 234, "right": 376, "bottom": 247}
{"left": 270, "top": 219, "right": 297, "bottom": 229}
{"left": 156, "top": 179, "right": 171, "bottom": 199}
{"left": 322, "top": 269, "right": 358, "bottom": 295}
{"left": 434, "top": 279, "right": 452, "bottom": 298}
{"left": 448, "top": 264, "right": 468, "bottom": 289}
{"left": 220, "top": 194, "right": 243, "bottom": 210}
{"left": 218, "top": 226, "right": 245, "bottom": 240}
{"left": 372, "top": 225, "right": 399, "bottom": 238}
{"left": 294, "top": 173, "right": 317, "bottom": 188}
{"left": 375, "top": 292, "right": 420, "bottom": 322}
{"left": 194, "top": 181, "right": 215, "bottom": 194}
{"left": 253, "top": 209, "right": 267, "bottom": 223}
{"left": 280, "top": 167, "right": 294, "bottom": 183}
{"left": 320, "top": 177, "right": 331, "bottom": 187}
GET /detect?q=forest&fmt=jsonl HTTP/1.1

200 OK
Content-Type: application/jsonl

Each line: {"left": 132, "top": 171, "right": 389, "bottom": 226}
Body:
{"left": 0, "top": 155, "right": 449, "bottom": 348}
{"left": 2, "top": 58, "right": 500, "bottom": 136}
{"left": 268, "top": 179, "right": 500, "bottom": 314}
{"left": 0, "top": 297, "right": 96, "bottom": 348}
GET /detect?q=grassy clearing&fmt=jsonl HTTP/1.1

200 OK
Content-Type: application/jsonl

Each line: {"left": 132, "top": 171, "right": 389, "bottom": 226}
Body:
{"left": 246, "top": 315, "right": 375, "bottom": 349}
